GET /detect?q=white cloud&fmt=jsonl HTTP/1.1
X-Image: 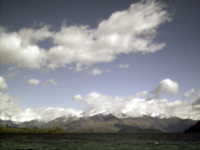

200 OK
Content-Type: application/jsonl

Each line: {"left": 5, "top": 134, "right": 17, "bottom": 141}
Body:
{"left": 79, "top": 91, "right": 200, "bottom": 120}
{"left": 151, "top": 79, "right": 179, "bottom": 96}
{"left": 82, "top": 92, "right": 126, "bottom": 117}
{"left": 0, "top": 76, "right": 9, "bottom": 91}
{"left": 1, "top": 92, "right": 199, "bottom": 122}
{"left": 0, "top": 92, "right": 21, "bottom": 120}
{"left": 92, "top": 68, "right": 103, "bottom": 76}
{"left": 43, "top": 79, "right": 57, "bottom": 87}
{"left": 0, "top": 92, "right": 80, "bottom": 122}
{"left": 0, "top": 26, "right": 51, "bottom": 69}
{"left": 135, "top": 91, "right": 148, "bottom": 98}
{"left": 27, "top": 79, "right": 40, "bottom": 86}
{"left": 11, "top": 107, "right": 80, "bottom": 122}
{"left": 118, "top": 64, "right": 130, "bottom": 68}
{"left": 183, "top": 89, "right": 195, "bottom": 98}
{"left": 0, "top": 0, "right": 172, "bottom": 71}
{"left": 191, "top": 96, "right": 200, "bottom": 107}
{"left": 72, "top": 95, "right": 83, "bottom": 101}
{"left": 0, "top": 78, "right": 199, "bottom": 122}
{"left": 93, "top": 0, "right": 170, "bottom": 54}
{"left": 0, "top": 78, "right": 80, "bottom": 122}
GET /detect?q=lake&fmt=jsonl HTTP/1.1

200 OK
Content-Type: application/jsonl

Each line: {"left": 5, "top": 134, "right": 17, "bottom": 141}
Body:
{"left": 0, "top": 133, "right": 200, "bottom": 149}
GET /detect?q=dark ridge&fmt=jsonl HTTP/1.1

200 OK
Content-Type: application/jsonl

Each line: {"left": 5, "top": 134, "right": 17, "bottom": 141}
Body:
{"left": 103, "top": 114, "right": 120, "bottom": 122}
{"left": 184, "top": 121, "right": 200, "bottom": 133}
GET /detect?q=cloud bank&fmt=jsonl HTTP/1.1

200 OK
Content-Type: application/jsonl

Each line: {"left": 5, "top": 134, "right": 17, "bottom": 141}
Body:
{"left": 0, "top": 93, "right": 79, "bottom": 122}
{"left": 0, "top": 0, "right": 172, "bottom": 71}
{"left": 1, "top": 77, "right": 199, "bottom": 122}
{"left": 78, "top": 92, "right": 200, "bottom": 120}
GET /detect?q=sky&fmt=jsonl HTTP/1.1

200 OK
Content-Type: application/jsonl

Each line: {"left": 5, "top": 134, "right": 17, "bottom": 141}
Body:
{"left": 0, "top": 0, "right": 200, "bottom": 122}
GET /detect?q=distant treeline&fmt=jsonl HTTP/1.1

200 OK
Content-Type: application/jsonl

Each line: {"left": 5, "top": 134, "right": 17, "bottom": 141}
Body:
{"left": 0, "top": 125, "right": 70, "bottom": 133}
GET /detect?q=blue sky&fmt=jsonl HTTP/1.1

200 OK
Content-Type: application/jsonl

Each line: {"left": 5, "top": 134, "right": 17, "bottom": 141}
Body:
{"left": 0, "top": 0, "right": 200, "bottom": 122}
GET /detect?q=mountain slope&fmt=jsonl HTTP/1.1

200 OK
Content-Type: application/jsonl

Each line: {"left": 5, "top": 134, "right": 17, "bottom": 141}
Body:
{"left": 0, "top": 120, "right": 19, "bottom": 127}
{"left": 63, "top": 114, "right": 197, "bottom": 132}
{"left": 20, "top": 120, "right": 45, "bottom": 128}
{"left": 64, "top": 114, "right": 118, "bottom": 131}
{"left": 41, "top": 115, "right": 79, "bottom": 129}
{"left": 1, "top": 114, "right": 197, "bottom": 133}
{"left": 184, "top": 121, "right": 200, "bottom": 133}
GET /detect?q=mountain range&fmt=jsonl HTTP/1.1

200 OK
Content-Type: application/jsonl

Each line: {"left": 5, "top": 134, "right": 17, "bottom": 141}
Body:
{"left": 1, "top": 113, "right": 198, "bottom": 133}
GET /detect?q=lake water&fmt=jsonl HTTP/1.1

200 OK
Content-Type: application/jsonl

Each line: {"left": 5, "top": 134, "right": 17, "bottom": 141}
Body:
{"left": 0, "top": 133, "right": 200, "bottom": 150}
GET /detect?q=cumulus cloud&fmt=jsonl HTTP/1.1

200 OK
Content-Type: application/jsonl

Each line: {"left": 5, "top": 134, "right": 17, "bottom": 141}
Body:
{"left": 0, "top": 76, "right": 9, "bottom": 91}
{"left": 151, "top": 79, "right": 179, "bottom": 97}
{"left": 27, "top": 79, "right": 40, "bottom": 86}
{"left": 0, "top": 26, "right": 51, "bottom": 69}
{"left": 0, "top": 0, "right": 172, "bottom": 71}
{"left": 118, "top": 64, "right": 130, "bottom": 68}
{"left": 92, "top": 68, "right": 103, "bottom": 76}
{"left": 72, "top": 95, "right": 83, "bottom": 101}
{"left": 135, "top": 91, "right": 148, "bottom": 98}
{"left": 183, "top": 89, "right": 195, "bottom": 98}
